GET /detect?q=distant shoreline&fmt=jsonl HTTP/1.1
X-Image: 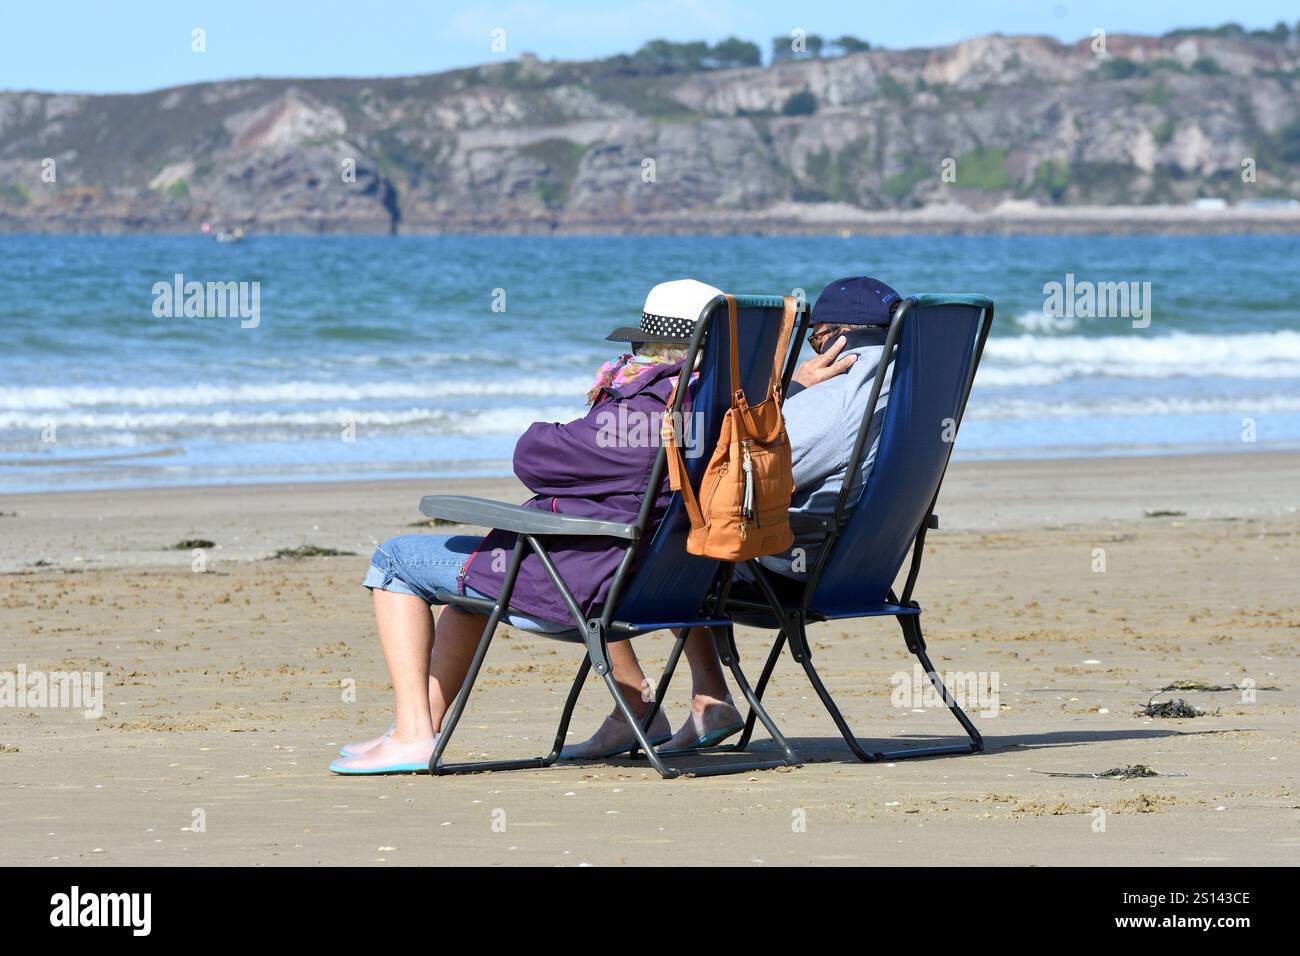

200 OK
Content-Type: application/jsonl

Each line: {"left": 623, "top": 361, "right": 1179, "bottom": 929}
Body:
{"left": 6, "top": 205, "right": 1300, "bottom": 237}
{"left": 3, "top": 444, "right": 1294, "bottom": 504}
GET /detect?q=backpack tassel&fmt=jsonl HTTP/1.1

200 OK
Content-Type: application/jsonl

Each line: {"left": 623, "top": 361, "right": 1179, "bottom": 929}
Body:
{"left": 741, "top": 440, "right": 755, "bottom": 523}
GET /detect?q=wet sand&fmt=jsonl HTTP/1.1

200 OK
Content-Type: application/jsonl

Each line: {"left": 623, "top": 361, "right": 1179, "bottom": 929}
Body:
{"left": 1, "top": 451, "right": 1297, "bottom": 866}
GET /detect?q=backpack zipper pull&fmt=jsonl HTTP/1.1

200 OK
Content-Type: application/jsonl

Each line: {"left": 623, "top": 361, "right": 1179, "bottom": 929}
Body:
{"left": 741, "top": 440, "right": 755, "bottom": 522}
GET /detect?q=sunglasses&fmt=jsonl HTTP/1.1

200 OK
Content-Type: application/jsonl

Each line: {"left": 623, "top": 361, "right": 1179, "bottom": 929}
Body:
{"left": 807, "top": 325, "right": 847, "bottom": 353}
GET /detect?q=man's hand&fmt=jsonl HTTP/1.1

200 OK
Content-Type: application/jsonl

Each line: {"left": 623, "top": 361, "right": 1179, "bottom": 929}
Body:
{"left": 792, "top": 336, "right": 856, "bottom": 389}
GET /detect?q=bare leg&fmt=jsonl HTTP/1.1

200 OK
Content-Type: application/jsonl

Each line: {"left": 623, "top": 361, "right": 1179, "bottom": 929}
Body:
{"left": 337, "top": 602, "right": 528, "bottom": 763}
{"left": 372, "top": 590, "right": 436, "bottom": 741}
{"left": 330, "top": 590, "right": 442, "bottom": 772}
{"left": 660, "top": 626, "right": 743, "bottom": 752}
{"left": 339, "top": 641, "right": 443, "bottom": 757}
{"left": 608, "top": 640, "right": 655, "bottom": 719}
{"left": 682, "top": 626, "right": 731, "bottom": 700}
{"left": 426, "top": 605, "right": 488, "bottom": 731}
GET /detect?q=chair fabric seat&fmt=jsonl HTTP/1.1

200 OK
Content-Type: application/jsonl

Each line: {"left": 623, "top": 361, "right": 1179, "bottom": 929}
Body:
{"left": 717, "top": 293, "right": 994, "bottom": 765}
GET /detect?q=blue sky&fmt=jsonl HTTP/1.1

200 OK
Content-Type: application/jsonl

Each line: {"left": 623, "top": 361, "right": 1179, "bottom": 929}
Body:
{"left": 3, "top": 0, "right": 1295, "bottom": 94}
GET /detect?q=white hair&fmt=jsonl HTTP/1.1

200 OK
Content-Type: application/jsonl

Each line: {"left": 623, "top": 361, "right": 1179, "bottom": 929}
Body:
{"left": 633, "top": 341, "right": 703, "bottom": 369}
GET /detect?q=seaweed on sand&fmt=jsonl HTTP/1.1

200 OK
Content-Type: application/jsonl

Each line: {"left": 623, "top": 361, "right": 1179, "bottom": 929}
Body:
{"left": 1141, "top": 696, "right": 1217, "bottom": 718}
{"left": 1160, "top": 679, "right": 1278, "bottom": 692}
{"left": 268, "top": 544, "right": 357, "bottom": 559}
{"left": 1033, "top": 764, "right": 1185, "bottom": 780}
{"left": 173, "top": 538, "right": 215, "bottom": 550}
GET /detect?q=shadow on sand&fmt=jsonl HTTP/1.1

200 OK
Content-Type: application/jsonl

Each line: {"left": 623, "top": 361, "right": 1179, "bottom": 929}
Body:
{"left": 578, "top": 726, "right": 1253, "bottom": 773}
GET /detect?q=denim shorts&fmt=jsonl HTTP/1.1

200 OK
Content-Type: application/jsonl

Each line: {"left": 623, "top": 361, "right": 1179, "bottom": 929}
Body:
{"left": 362, "top": 534, "right": 570, "bottom": 634}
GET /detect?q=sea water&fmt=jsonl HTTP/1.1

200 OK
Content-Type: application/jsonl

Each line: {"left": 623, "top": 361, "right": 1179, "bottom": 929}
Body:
{"left": 1, "top": 233, "right": 1297, "bottom": 493}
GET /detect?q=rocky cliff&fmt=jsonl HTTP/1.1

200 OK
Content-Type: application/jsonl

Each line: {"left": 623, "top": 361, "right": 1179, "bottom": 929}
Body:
{"left": 3, "top": 31, "right": 1299, "bottom": 233}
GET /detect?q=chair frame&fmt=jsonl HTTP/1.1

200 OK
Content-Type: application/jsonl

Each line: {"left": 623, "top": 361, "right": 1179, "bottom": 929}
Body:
{"left": 419, "top": 295, "right": 810, "bottom": 779}
{"left": 723, "top": 295, "right": 995, "bottom": 762}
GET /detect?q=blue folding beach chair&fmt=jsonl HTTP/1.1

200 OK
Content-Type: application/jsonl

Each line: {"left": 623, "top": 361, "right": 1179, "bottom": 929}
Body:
{"left": 418, "top": 294, "right": 810, "bottom": 778}
{"left": 723, "top": 294, "right": 995, "bottom": 762}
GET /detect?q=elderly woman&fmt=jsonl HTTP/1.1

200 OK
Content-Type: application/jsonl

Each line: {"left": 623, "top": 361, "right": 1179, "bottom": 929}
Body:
{"left": 330, "top": 279, "right": 722, "bottom": 774}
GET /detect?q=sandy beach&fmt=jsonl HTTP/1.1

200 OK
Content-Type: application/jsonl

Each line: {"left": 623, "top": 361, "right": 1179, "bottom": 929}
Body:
{"left": 1, "top": 451, "right": 1296, "bottom": 867}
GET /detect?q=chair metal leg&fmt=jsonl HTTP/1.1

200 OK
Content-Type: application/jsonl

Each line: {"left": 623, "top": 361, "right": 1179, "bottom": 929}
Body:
{"left": 430, "top": 542, "right": 580, "bottom": 775}
{"left": 432, "top": 624, "right": 796, "bottom": 779}
{"left": 432, "top": 658, "right": 593, "bottom": 775}
{"left": 730, "top": 584, "right": 983, "bottom": 763}
{"left": 545, "top": 655, "right": 592, "bottom": 759}
{"left": 881, "top": 615, "right": 983, "bottom": 759}
{"left": 429, "top": 543, "right": 804, "bottom": 778}
{"left": 793, "top": 612, "right": 983, "bottom": 763}
{"left": 598, "top": 667, "right": 681, "bottom": 779}
{"left": 627, "top": 629, "right": 687, "bottom": 761}
{"left": 785, "top": 616, "right": 878, "bottom": 762}
{"left": 430, "top": 608, "right": 543, "bottom": 774}
{"left": 715, "top": 625, "right": 800, "bottom": 766}
{"left": 870, "top": 657, "right": 984, "bottom": 759}
{"left": 733, "top": 630, "right": 785, "bottom": 751}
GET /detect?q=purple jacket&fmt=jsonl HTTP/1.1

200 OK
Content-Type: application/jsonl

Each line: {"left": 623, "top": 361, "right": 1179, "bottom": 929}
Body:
{"left": 461, "top": 361, "right": 691, "bottom": 625}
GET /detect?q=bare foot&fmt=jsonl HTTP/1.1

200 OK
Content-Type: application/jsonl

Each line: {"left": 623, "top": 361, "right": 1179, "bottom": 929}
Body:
{"left": 338, "top": 722, "right": 396, "bottom": 758}
{"left": 659, "top": 694, "right": 743, "bottom": 753}
{"left": 560, "top": 709, "right": 672, "bottom": 760}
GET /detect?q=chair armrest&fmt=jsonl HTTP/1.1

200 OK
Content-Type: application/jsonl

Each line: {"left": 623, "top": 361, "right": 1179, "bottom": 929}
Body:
{"left": 419, "top": 495, "right": 640, "bottom": 540}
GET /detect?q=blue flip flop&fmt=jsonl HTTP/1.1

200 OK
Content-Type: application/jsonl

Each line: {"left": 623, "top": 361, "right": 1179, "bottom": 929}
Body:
{"left": 329, "top": 756, "right": 429, "bottom": 775}
{"left": 656, "top": 721, "right": 745, "bottom": 756}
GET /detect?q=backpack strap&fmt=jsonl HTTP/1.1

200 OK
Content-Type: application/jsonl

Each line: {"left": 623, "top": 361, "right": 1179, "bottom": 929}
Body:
{"left": 664, "top": 296, "right": 734, "bottom": 530}
{"left": 663, "top": 294, "right": 794, "bottom": 524}
{"left": 724, "top": 295, "right": 742, "bottom": 402}
{"left": 765, "top": 295, "right": 798, "bottom": 403}
{"left": 661, "top": 381, "right": 704, "bottom": 528}
{"left": 732, "top": 294, "right": 798, "bottom": 437}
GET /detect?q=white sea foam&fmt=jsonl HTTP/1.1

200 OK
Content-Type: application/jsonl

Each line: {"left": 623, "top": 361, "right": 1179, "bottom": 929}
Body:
{"left": 0, "top": 406, "right": 574, "bottom": 434}
{"left": 1011, "top": 309, "right": 1077, "bottom": 333}
{"left": 979, "top": 330, "right": 1300, "bottom": 386}
{"left": 240, "top": 350, "right": 600, "bottom": 371}
{"left": 5, "top": 332, "right": 1299, "bottom": 450}
{"left": 9, "top": 332, "right": 1298, "bottom": 413}
{"left": 970, "top": 393, "right": 1300, "bottom": 420}
{"left": 6, "top": 391, "right": 1297, "bottom": 436}
{"left": 0, "top": 378, "right": 591, "bottom": 411}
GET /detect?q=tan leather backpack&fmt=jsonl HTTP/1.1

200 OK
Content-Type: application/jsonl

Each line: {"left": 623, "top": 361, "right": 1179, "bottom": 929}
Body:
{"left": 662, "top": 295, "right": 797, "bottom": 561}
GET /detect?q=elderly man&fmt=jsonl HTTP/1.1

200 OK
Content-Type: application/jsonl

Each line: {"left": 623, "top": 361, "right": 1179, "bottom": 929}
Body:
{"left": 563, "top": 276, "right": 902, "bottom": 758}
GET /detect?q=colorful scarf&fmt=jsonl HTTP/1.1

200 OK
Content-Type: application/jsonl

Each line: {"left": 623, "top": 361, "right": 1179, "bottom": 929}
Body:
{"left": 586, "top": 344, "right": 689, "bottom": 405}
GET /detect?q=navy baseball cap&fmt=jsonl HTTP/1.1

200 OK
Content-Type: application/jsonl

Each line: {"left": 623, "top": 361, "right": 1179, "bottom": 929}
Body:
{"left": 811, "top": 276, "right": 902, "bottom": 327}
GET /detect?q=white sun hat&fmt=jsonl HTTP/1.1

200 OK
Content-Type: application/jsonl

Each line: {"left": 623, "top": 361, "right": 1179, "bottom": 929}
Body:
{"left": 605, "top": 278, "right": 725, "bottom": 344}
